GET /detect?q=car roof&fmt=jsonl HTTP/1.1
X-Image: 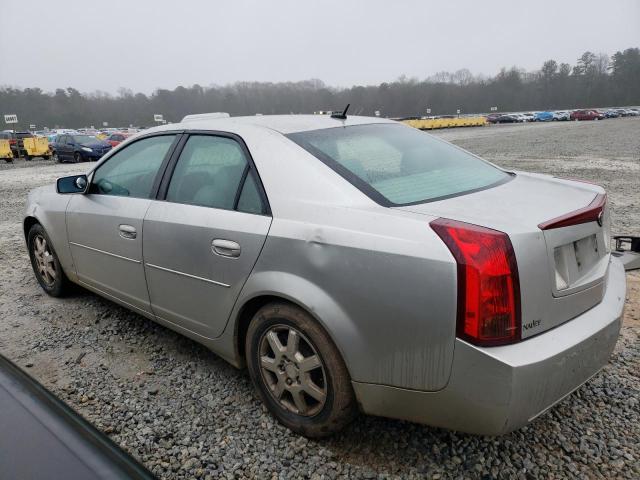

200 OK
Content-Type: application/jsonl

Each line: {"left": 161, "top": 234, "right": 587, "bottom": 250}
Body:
{"left": 151, "top": 114, "right": 396, "bottom": 135}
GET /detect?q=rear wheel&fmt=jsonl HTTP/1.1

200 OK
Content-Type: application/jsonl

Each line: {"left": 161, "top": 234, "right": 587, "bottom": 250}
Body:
{"left": 25, "top": 155, "right": 32, "bottom": 161}
{"left": 27, "top": 224, "right": 70, "bottom": 297}
{"left": 246, "top": 302, "right": 357, "bottom": 437}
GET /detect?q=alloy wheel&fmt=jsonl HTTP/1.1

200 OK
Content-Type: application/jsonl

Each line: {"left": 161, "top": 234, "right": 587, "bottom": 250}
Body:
{"left": 33, "top": 234, "right": 57, "bottom": 286}
{"left": 258, "top": 324, "right": 327, "bottom": 416}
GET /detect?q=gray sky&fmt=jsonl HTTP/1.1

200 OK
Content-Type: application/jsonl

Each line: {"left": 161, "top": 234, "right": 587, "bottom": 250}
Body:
{"left": 1, "top": 0, "right": 639, "bottom": 94}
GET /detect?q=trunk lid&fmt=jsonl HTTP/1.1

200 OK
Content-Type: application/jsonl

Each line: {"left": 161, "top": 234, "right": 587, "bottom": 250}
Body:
{"left": 398, "top": 172, "right": 610, "bottom": 339}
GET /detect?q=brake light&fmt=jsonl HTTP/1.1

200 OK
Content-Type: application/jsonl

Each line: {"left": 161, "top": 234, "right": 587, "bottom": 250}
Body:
{"left": 538, "top": 194, "right": 606, "bottom": 230}
{"left": 431, "top": 218, "right": 521, "bottom": 347}
{"left": 9, "top": 139, "right": 16, "bottom": 145}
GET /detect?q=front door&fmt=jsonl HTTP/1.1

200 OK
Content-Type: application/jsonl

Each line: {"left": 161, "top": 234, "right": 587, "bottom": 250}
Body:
{"left": 143, "top": 134, "right": 271, "bottom": 338}
{"left": 66, "top": 133, "right": 179, "bottom": 315}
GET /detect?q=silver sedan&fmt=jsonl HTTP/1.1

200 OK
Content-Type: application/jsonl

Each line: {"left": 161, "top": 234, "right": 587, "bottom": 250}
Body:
{"left": 24, "top": 114, "right": 626, "bottom": 437}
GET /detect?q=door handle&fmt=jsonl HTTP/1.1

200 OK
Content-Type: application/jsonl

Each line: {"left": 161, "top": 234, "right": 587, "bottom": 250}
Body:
{"left": 212, "top": 239, "right": 241, "bottom": 258}
{"left": 119, "top": 224, "right": 137, "bottom": 239}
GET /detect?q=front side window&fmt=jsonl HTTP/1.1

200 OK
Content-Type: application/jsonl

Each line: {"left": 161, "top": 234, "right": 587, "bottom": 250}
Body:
{"left": 288, "top": 124, "right": 510, "bottom": 206}
{"left": 90, "top": 134, "right": 175, "bottom": 198}
{"left": 166, "top": 135, "right": 254, "bottom": 211}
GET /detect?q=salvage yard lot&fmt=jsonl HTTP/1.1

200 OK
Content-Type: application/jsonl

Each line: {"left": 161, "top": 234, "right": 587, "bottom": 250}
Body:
{"left": 0, "top": 118, "right": 638, "bottom": 479}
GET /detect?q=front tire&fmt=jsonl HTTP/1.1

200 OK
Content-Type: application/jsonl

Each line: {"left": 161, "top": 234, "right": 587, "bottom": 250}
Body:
{"left": 246, "top": 302, "right": 357, "bottom": 438}
{"left": 27, "top": 224, "right": 70, "bottom": 297}
{"left": 73, "top": 152, "right": 82, "bottom": 163}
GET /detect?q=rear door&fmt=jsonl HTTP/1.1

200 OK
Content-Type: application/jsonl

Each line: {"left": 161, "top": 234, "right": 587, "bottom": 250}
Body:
{"left": 66, "top": 133, "right": 179, "bottom": 314}
{"left": 142, "top": 133, "right": 271, "bottom": 338}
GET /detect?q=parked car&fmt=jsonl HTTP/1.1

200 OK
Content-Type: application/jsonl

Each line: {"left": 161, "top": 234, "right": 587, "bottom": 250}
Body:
{"left": 52, "top": 134, "right": 112, "bottom": 163}
{"left": 552, "top": 111, "right": 570, "bottom": 121}
{"left": 604, "top": 110, "right": 620, "bottom": 118}
{"left": 521, "top": 113, "right": 536, "bottom": 122}
{"left": 496, "top": 114, "right": 519, "bottom": 123}
{"left": 625, "top": 108, "right": 640, "bottom": 116}
{"left": 485, "top": 113, "right": 502, "bottom": 124}
{"left": 534, "top": 111, "right": 554, "bottom": 122}
{"left": 24, "top": 114, "right": 625, "bottom": 438}
{"left": 104, "top": 132, "right": 131, "bottom": 147}
{"left": 570, "top": 110, "right": 604, "bottom": 121}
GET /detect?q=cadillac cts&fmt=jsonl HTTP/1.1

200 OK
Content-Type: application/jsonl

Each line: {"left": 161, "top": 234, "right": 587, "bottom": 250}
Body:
{"left": 24, "top": 114, "right": 626, "bottom": 437}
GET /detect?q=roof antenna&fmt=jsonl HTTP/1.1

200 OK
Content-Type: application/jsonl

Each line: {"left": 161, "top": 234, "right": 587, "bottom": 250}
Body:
{"left": 331, "top": 103, "right": 350, "bottom": 120}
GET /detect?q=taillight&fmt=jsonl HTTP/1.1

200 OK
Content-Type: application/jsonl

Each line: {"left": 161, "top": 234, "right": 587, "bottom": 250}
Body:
{"left": 9, "top": 139, "right": 16, "bottom": 145}
{"left": 431, "top": 218, "right": 521, "bottom": 347}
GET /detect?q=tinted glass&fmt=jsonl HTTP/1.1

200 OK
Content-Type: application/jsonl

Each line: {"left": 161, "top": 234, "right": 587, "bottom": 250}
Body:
{"left": 288, "top": 124, "right": 509, "bottom": 205}
{"left": 166, "top": 135, "right": 247, "bottom": 210}
{"left": 90, "top": 135, "right": 175, "bottom": 198}
{"left": 237, "top": 172, "right": 265, "bottom": 215}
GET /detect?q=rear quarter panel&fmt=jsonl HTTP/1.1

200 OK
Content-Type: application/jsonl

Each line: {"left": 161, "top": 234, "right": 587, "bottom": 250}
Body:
{"left": 235, "top": 207, "right": 458, "bottom": 391}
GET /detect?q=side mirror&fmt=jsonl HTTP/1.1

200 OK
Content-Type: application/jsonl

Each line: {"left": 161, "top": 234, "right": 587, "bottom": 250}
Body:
{"left": 57, "top": 174, "right": 88, "bottom": 194}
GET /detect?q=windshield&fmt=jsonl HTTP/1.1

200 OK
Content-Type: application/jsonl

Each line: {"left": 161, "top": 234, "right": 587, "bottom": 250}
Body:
{"left": 287, "top": 123, "right": 510, "bottom": 206}
{"left": 73, "top": 135, "right": 98, "bottom": 144}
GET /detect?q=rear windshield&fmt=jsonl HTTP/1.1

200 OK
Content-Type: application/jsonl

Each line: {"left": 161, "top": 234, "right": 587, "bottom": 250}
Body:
{"left": 287, "top": 123, "right": 510, "bottom": 206}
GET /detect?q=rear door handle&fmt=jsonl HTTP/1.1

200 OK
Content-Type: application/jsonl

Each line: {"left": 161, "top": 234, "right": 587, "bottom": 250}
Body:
{"left": 212, "top": 239, "right": 241, "bottom": 258}
{"left": 119, "top": 224, "right": 137, "bottom": 239}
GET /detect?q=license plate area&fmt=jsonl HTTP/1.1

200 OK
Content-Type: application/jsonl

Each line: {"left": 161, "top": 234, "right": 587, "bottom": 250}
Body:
{"left": 544, "top": 217, "right": 609, "bottom": 298}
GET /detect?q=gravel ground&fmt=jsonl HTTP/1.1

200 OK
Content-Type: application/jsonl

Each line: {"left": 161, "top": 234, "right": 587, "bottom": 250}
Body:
{"left": 0, "top": 118, "right": 639, "bottom": 479}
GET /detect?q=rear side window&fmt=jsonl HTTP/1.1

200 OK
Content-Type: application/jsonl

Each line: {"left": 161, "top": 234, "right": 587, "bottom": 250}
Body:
{"left": 166, "top": 135, "right": 265, "bottom": 213}
{"left": 90, "top": 135, "right": 175, "bottom": 198}
{"left": 288, "top": 124, "right": 510, "bottom": 206}
{"left": 237, "top": 172, "right": 266, "bottom": 215}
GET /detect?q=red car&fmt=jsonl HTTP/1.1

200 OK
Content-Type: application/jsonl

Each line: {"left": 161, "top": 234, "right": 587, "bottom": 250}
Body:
{"left": 570, "top": 110, "right": 604, "bottom": 121}
{"left": 104, "top": 132, "right": 130, "bottom": 147}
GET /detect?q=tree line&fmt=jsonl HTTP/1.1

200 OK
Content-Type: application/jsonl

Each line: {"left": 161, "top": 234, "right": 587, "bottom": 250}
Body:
{"left": 1, "top": 48, "right": 639, "bottom": 129}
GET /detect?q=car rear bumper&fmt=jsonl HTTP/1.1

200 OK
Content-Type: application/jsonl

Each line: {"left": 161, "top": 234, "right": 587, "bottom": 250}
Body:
{"left": 353, "top": 258, "right": 625, "bottom": 435}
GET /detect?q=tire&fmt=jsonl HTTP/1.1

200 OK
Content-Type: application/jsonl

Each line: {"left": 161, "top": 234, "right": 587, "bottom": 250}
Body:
{"left": 25, "top": 155, "right": 32, "bottom": 161}
{"left": 246, "top": 302, "right": 357, "bottom": 437}
{"left": 73, "top": 152, "right": 82, "bottom": 163}
{"left": 53, "top": 153, "right": 61, "bottom": 163}
{"left": 27, "top": 223, "right": 70, "bottom": 297}
{"left": 42, "top": 155, "right": 50, "bottom": 160}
